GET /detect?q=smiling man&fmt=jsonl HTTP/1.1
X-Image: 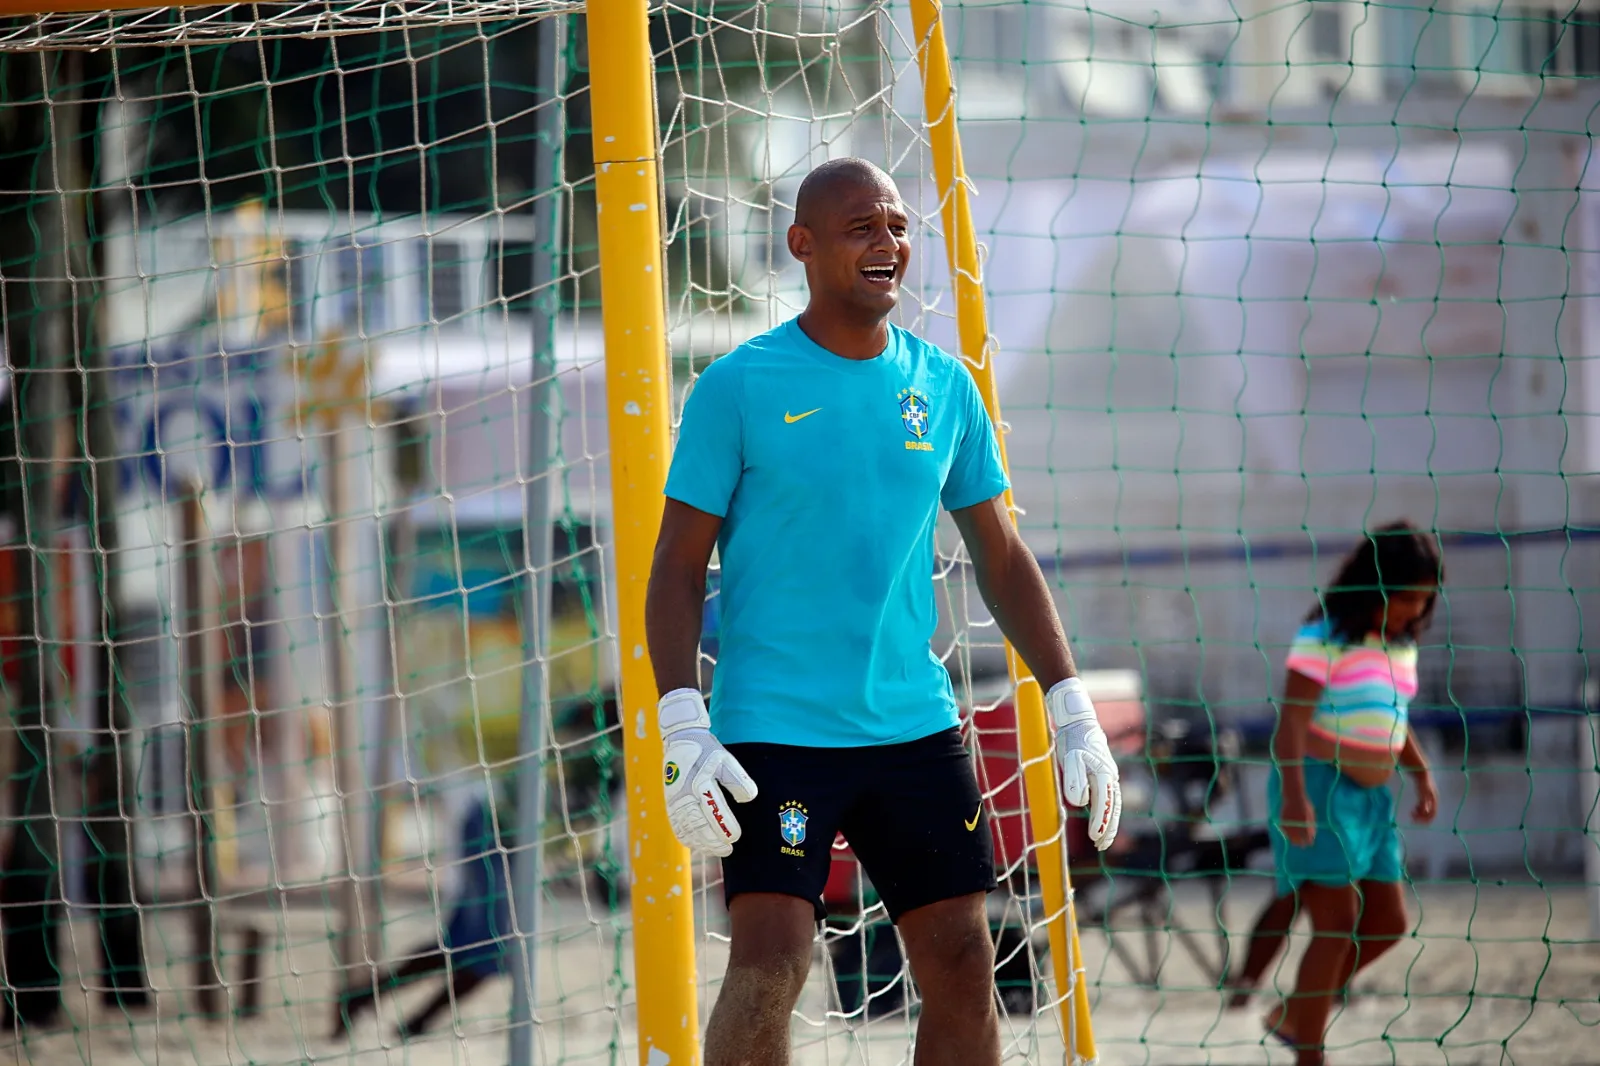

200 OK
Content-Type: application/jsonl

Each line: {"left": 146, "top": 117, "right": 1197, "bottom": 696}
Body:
{"left": 645, "top": 157, "right": 1122, "bottom": 1066}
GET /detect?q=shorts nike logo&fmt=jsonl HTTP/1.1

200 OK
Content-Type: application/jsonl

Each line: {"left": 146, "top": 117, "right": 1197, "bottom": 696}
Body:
{"left": 965, "top": 804, "right": 982, "bottom": 832}
{"left": 784, "top": 408, "right": 821, "bottom": 423}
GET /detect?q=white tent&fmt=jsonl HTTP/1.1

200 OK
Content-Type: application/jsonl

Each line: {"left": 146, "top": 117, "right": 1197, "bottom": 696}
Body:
{"left": 900, "top": 141, "right": 1526, "bottom": 555}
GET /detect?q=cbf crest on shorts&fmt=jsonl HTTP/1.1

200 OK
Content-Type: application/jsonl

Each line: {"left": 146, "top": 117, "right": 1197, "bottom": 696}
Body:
{"left": 897, "top": 387, "right": 930, "bottom": 439}
{"left": 777, "top": 802, "right": 808, "bottom": 857}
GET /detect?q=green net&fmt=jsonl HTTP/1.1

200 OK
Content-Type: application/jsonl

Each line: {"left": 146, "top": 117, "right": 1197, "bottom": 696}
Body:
{"left": 0, "top": 1, "right": 1595, "bottom": 1064}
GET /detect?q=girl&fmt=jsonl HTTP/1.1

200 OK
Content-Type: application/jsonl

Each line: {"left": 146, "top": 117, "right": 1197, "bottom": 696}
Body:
{"left": 1264, "top": 520, "right": 1442, "bottom": 1065}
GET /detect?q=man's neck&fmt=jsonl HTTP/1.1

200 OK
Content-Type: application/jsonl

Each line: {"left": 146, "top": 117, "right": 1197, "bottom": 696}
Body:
{"left": 797, "top": 305, "right": 889, "bottom": 361}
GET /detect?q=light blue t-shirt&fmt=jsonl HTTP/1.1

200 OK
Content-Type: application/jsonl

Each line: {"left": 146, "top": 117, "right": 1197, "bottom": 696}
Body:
{"left": 664, "top": 318, "right": 1010, "bottom": 748}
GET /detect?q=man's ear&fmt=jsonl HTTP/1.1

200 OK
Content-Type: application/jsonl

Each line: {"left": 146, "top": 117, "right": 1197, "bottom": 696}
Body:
{"left": 786, "top": 223, "right": 812, "bottom": 264}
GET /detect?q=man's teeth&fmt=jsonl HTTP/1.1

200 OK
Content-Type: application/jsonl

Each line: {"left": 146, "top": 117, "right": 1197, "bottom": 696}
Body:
{"left": 862, "top": 266, "right": 895, "bottom": 280}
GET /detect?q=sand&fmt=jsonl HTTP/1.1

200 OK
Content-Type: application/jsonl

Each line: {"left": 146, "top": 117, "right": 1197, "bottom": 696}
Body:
{"left": 1, "top": 879, "right": 1594, "bottom": 1066}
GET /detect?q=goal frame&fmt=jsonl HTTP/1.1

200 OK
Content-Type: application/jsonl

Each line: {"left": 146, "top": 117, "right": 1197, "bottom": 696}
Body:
{"left": 0, "top": 0, "right": 1100, "bottom": 1060}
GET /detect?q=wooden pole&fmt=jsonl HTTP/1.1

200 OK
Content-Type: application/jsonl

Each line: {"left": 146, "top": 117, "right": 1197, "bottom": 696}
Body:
{"left": 180, "top": 484, "right": 221, "bottom": 1017}
{"left": 329, "top": 414, "right": 374, "bottom": 978}
{"left": 508, "top": 17, "right": 562, "bottom": 1060}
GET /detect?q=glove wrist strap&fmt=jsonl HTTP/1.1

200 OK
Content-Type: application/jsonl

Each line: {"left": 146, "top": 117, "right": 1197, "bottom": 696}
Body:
{"left": 1046, "top": 676, "right": 1096, "bottom": 731}
{"left": 658, "top": 687, "right": 710, "bottom": 733}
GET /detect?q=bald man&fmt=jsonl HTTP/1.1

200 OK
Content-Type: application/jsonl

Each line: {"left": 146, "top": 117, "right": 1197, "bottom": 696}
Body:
{"left": 645, "top": 158, "right": 1122, "bottom": 1065}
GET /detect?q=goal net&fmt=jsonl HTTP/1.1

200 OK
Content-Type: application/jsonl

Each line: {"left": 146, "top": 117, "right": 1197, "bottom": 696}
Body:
{"left": 0, "top": 0, "right": 1595, "bottom": 1064}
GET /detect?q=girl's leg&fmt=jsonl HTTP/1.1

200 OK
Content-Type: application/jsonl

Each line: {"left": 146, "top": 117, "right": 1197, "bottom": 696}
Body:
{"left": 1276, "top": 883, "right": 1360, "bottom": 1066}
{"left": 1227, "top": 892, "right": 1298, "bottom": 1008}
{"left": 1269, "top": 880, "right": 1410, "bottom": 1062}
{"left": 1333, "top": 880, "right": 1408, "bottom": 991}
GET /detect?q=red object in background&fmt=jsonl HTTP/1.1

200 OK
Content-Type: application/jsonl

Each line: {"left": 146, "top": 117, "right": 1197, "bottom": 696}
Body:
{"left": 0, "top": 545, "right": 80, "bottom": 688}
{"left": 823, "top": 672, "right": 1147, "bottom": 913}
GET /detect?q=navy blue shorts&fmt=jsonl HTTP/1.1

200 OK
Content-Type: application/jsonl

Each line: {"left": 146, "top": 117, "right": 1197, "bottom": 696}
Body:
{"left": 720, "top": 727, "right": 996, "bottom": 923}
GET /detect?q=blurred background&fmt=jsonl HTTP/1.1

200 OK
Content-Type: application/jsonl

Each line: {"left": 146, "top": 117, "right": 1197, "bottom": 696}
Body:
{"left": 0, "top": 0, "right": 1595, "bottom": 1061}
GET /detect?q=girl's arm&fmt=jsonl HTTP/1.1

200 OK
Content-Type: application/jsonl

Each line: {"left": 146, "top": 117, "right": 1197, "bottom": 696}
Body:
{"left": 1273, "top": 670, "right": 1325, "bottom": 801}
{"left": 1273, "top": 670, "right": 1325, "bottom": 846}
{"left": 1400, "top": 726, "right": 1440, "bottom": 824}
{"left": 1398, "top": 727, "right": 1430, "bottom": 775}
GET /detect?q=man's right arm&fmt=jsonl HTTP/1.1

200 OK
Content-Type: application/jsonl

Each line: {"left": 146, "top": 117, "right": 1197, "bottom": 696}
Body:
{"left": 646, "top": 499, "right": 723, "bottom": 696}
{"left": 648, "top": 357, "right": 742, "bottom": 696}
{"left": 648, "top": 498, "right": 757, "bottom": 857}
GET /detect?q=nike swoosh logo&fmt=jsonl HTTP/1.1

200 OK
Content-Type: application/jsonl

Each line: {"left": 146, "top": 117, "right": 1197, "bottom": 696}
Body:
{"left": 965, "top": 804, "right": 982, "bottom": 832}
{"left": 784, "top": 408, "right": 822, "bottom": 424}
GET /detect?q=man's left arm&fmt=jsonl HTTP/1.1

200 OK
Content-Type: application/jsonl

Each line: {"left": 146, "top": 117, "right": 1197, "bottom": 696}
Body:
{"left": 951, "top": 495, "right": 1122, "bottom": 849}
{"left": 950, "top": 495, "right": 1075, "bottom": 691}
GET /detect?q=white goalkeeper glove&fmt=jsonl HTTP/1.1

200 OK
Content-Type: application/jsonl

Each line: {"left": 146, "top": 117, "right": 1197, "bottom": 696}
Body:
{"left": 1046, "top": 677, "right": 1123, "bottom": 851}
{"left": 658, "top": 688, "right": 758, "bottom": 858}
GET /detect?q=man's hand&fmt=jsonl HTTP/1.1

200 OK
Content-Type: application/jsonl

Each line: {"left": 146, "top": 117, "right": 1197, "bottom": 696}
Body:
{"left": 1045, "top": 678, "right": 1122, "bottom": 850}
{"left": 659, "top": 688, "right": 758, "bottom": 857}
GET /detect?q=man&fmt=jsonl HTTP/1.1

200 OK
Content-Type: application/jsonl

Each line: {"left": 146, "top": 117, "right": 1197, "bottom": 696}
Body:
{"left": 645, "top": 157, "right": 1123, "bottom": 1066}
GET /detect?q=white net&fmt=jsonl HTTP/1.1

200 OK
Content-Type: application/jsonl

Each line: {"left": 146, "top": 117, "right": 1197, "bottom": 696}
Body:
{"left": 0, "top": 1, "right": 1596, "bottom": 1064}
{"left": 0, "top": 5, "right": 1082, "bottom": 1063}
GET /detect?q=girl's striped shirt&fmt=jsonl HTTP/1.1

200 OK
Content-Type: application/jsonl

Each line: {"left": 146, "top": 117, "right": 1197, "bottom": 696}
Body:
{"left": 1285, "top": 618, "right": 1418, "bottom": 754}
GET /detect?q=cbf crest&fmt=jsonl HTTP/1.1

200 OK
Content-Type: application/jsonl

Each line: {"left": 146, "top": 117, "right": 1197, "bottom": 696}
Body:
{"left": 777, "top": 802, "right": 808, "bottom": 856}
{"left": 898, "top": 387, "right": 931, "bottom": 439}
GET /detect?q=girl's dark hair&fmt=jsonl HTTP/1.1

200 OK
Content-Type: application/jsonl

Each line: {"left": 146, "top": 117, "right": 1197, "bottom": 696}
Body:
{"left": 1307, "top": 520, "right": 1444, "bottom": 642}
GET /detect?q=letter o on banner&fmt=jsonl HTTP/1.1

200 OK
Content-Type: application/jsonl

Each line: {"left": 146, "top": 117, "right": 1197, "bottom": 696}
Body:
{"left": 142, "top": 396, "right": 234, "bottom": 494}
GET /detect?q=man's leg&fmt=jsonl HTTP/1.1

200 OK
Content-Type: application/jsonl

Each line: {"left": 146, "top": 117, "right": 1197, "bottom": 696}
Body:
{"left": 837, "top": 729, "right": 999, "bottom": 1065}
{"left": 704, "top": 893, "right": 817, "bottom": 1066}
{"left": 1227, "top": 892, "right": 1297, "bottom": 1008}
{"left": 710, "top": 740, "right": 849, "bottom": 1066}
{"left": 896, "top": 892, "right": 1000, "bottom": 1066}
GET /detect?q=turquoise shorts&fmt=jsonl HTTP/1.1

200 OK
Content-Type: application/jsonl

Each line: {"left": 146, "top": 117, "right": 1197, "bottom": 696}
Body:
{"left": 1268, "top": 758, "right": 1403, "bottom": 896}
